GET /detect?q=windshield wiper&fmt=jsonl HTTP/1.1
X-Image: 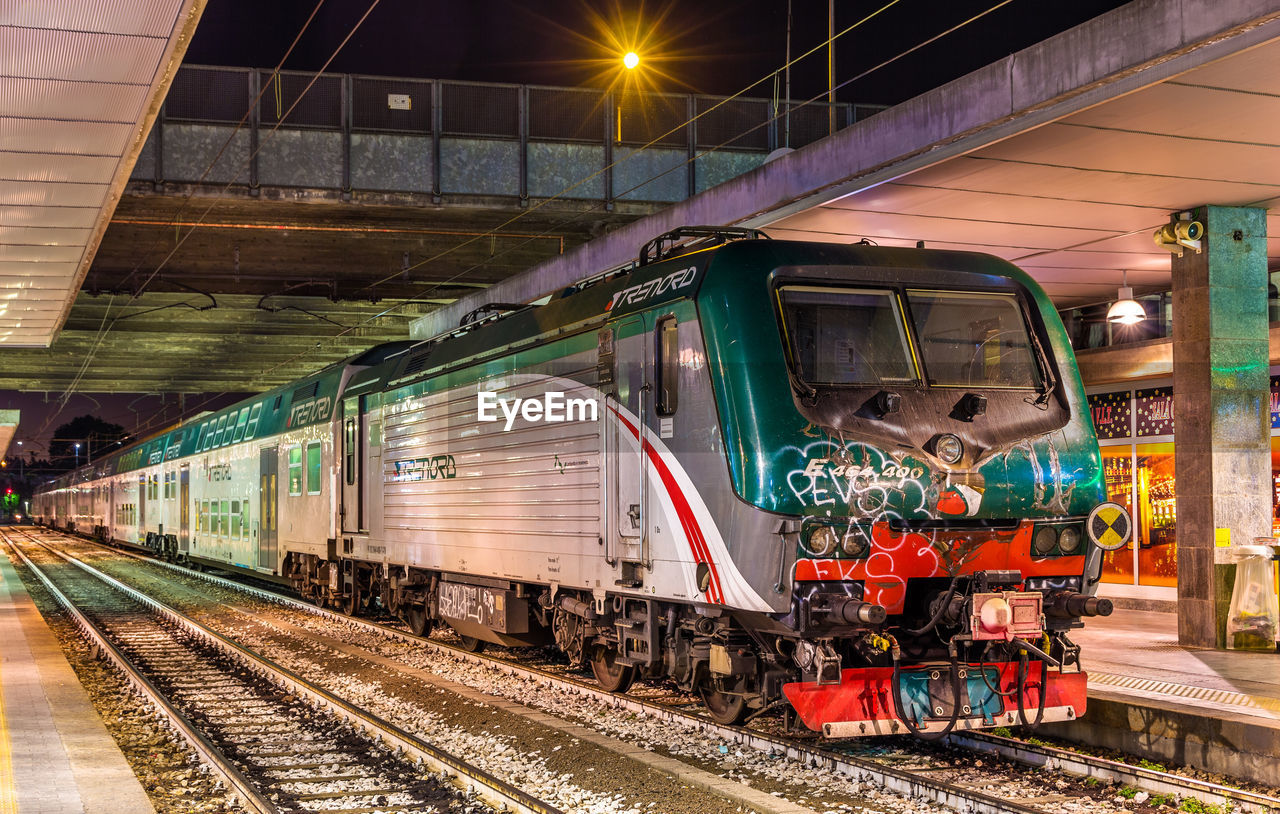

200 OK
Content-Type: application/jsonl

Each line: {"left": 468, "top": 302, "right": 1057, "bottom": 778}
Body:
{"left": 788, "top": 369, "right": 820, "bottom": 406}
{"left": 1024, "top": 325, "right": 1057, "bottom": 409}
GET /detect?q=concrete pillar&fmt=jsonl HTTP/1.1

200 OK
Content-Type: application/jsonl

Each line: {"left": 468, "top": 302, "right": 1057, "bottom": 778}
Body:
{"left": 1171, "top": 205, "right": 1270, "bottom": 648}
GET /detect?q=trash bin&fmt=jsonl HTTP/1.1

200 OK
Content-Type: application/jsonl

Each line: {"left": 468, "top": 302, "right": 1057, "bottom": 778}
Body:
{"left": 1225, "top": 542, "right": 1279, "bottom": 652}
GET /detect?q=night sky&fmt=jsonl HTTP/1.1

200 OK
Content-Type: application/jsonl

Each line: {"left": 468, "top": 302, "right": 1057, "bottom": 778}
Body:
{"left": 4, "top": 0, "right": 1135, "bottom": 454}
{"left": 183, "top": 0, "right": 1134, "bottom": 105}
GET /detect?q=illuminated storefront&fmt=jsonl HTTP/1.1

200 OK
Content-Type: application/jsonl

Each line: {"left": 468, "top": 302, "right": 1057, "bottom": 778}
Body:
{"left": 1088, "top": 377, "right": 1280, "bottom": 600}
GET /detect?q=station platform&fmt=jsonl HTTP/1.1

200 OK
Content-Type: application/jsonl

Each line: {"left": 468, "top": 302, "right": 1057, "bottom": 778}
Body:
{"left": 0, "top": 547, "right": 154, "bottom": 813}
{"left": 1048, "top": 609, "right": 1280, "bottom": 786}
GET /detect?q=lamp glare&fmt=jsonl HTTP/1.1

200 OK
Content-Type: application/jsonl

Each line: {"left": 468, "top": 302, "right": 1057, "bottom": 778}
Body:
{"left": 623, "top": 51, "right": 640, "bottom": 70}
{"left": 1106, "top": 286, "right": 1146, "bottom": 326}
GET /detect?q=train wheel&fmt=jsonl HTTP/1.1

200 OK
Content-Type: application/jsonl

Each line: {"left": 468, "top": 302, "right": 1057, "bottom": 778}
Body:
{"left": 699, "top": 677, "right": 748, "bottom": 725}
{"left": 457, "top": 635, "right": 487, "bottom": 653}
{"left": 405, "top": 605, "right": 430, "bottom": 637}
{"left": 343, "top": 580, "right": 361, "bottom": 616}
{"left": 590, "top": 646, "right": 636, "bottom": 693}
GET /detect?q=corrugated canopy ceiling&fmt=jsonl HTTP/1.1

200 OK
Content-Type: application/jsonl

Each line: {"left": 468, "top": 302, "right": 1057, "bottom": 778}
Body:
{"left": 0, "top": 0, "right": 204, "bottom": 347}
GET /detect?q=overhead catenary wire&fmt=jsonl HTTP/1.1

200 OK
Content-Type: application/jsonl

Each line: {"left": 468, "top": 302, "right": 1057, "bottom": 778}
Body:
{"left": 42, "top": 1, "right": 382, "bottom": 437}
{"left": 53, "top": 0, "right": 1022, "bottom": 447}
{"left": 249, "top": 0, "right": 1024, "bottom": 383}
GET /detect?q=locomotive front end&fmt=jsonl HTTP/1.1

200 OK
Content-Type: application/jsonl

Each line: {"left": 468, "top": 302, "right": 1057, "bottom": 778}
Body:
{"left": 700, "top": 242, "right": 1126, "bottom": 737}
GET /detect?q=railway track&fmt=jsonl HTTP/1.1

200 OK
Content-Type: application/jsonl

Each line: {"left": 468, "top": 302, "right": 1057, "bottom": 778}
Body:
{"left": 0, "top": 527, "right": 562, "bottom": 814}
{"left": 14, "top": 526, "right": 1280, "bottom": 814}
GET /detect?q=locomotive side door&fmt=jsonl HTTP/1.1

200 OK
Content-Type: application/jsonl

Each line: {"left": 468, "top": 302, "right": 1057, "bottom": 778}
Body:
{"left": 179, "top": 465, "right": 190, "bottom": 552}
{"left": 258, "top": 447, "right": 278, "bottom": 569}
{"left": 340, "top": 396, "right": 363, "bottom": 534}
{"left": 606, "top": 315, "right": 649, "bottom": 576}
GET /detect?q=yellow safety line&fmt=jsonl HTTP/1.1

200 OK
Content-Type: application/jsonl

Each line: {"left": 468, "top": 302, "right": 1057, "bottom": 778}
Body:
{"left": 0, "top": 557, "right": 17, "bottom": 814}
{"left": 0, "top": 680, "right": 14, "bottom": 814}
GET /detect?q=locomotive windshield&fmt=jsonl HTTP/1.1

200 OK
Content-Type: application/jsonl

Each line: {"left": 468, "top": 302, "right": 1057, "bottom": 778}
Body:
{"left": 905, "top": 290, "right": 1042, "bottom": 389}
{"left": 777, "top": 286, "right": 919, "bottom": 386}
{"left": 777, "top": 285, "right": 1043, "bottom": 390}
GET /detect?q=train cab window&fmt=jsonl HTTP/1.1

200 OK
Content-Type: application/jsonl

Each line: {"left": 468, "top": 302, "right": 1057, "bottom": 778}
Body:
{"left": 288, "top": 447, "right": 303, "bottom": 496}
{"left": 655, "top": 316, "right": 679, "bottom": 416}
{"left": 777, "top": 286, "right": 918, "bottom": 387}
{"left": 306, "top": 441, "right": 322, "bottom": 495}
{"left": 344, "top": 418, "right": 356, "bottom": 485}
{"left": 905, "top": 290, "right": 1042, "bottom": 389}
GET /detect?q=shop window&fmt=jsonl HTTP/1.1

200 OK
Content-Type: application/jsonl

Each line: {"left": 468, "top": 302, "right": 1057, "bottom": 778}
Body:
{"left": 1135, "top": 442, "right": 1176, "bottom": 587}
{"left": 306, "top": 441, "right": 322, "bottom": 495}
{"left": 288, "top": 447, "right": 303, "bottom": 496}
{"left": 1099, "top": 446, "right": 1135, "bottom": 585}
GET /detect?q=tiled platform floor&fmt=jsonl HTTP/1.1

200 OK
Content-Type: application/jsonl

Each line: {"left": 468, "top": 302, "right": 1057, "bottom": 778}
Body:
{"left": 0, "top": 545, "right": 154, "bottom": 814}
{"left": 1051, "top": 609, "right": 1280, "bottom": 784}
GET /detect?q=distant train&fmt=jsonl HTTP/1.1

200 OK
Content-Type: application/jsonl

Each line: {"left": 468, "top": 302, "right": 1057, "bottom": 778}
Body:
{"left": 35, "top": 227, "right": 1127, "bottom": 737}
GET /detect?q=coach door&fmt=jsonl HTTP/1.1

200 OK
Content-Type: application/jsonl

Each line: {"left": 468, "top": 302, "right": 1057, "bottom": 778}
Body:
{"left": 179, "top": 466, "right": 190, "bottom": 551}
{"left": 137, "top": 475, "right": 146, "bottom": 537}
{"left": 606, "top": 316, "right": 649, "bottom": 575}
{"left": 258, "top": 448, "right": 278, "bottom": 568}
{"left": 341, "top": 396, "right": 363, "bottom": 533}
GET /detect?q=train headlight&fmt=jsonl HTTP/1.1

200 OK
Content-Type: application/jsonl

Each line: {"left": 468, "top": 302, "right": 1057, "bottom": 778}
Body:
{"left": 1032, "top": 525, "right": 1058, "bottom": 555}
{"left": 934, "top": 433, "right": 963, "bottom": 464}
{"left": 1057, "top": 525, "right": 1082, "bottom": 554}
{"left": 840, "top": 526, "right": 870, "bottom": 557}
{"left": 808, "top": 526, "right": 839, "bottom": 557}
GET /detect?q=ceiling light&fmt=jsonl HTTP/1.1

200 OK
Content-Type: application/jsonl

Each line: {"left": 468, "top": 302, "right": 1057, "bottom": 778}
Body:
{"left": 1107, "top": 271, "right": 1145, "bottom": 325}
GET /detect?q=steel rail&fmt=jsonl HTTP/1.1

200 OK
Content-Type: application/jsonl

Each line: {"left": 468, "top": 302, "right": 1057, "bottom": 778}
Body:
{"left": 946, "top": 731, "right": 1280, "bottom": 814}
{"left": 11, "top": 530, "right": 564, "bottom": 814}
{"left": 42, "top": 527, "right": 1280, "bottom": 814}
{"left": 28, "top": 530, "right": 1043, "bottom": 814}
{"left": 0, "top": 530, "right": 279, "bottom": 814}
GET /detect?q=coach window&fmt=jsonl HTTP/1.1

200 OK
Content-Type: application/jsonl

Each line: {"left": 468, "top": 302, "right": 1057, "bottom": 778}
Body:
{"left": 288, "top": 447, "right": 303, "bottom": 496}
{"left": 231, "top": 407, "right": 251, "bottom": 444}
{"left": 655, "top": 316, "right": 679, "bottom": 415}
{"left": 240, "top": 501, "right": 249, "bottom": 539}
{"left": 306, "top": 441, "right": 322, "bottom": 495}
{"left": 221, "top": 500, "right": 230, "bottom": 537}
{"left": 243, "top": 402, "right": 263, "bottom": 440}
{"left": 212, "top": 415, "right": 230, "bottom": 447}
{"left": 231, "top": 500, "right": 241, "bottom": 538}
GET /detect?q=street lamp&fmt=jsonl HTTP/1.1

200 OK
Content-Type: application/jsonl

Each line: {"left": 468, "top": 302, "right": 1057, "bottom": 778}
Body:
{"left": 74, "top": 442, "right": 81, "bottom": 469}
{"left": 623, "top": 51, "right": 639, "bottom": 70}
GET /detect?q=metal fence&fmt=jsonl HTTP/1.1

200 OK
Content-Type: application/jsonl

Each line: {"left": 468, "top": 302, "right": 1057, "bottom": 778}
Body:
{"left": 136, "top": 65, "right": 885, "bottom": 204}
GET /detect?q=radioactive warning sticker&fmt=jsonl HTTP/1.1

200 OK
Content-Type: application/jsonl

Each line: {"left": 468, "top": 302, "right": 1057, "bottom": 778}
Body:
{"left": 1087, "top": 502, "right": 1133, "bottom": 551}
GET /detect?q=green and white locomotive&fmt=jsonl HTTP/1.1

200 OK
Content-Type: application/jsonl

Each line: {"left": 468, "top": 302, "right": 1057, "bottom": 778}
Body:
{"left": 35, "top": 227, "right": 1126, "bottom": 736}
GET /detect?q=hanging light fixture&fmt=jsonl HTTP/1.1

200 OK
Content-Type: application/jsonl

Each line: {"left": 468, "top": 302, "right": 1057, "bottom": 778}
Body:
{"left": 1107, "top": 270, "right": 1146, "bottom": 325}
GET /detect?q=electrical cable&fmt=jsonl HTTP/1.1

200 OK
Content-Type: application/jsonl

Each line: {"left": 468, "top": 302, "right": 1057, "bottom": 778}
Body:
{"left": 890, "top": 647, "right": 962, "bottom": 741}
{"left": 42, "top": 0, "right": 1026, "bottom": 453}
{"left": 45, "top": 0, "right": 382, "bottom": 430}
{"left": 242, "top": 0, "right": 1027, "bottom": 391}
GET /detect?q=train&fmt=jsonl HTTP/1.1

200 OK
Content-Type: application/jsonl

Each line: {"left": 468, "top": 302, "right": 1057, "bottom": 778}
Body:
{"left": 33, "top": 226, "right": 1128, "bottom": 738}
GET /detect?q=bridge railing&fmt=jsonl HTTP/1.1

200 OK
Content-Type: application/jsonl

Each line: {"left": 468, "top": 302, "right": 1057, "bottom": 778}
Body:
{"left": 131, "top": 65, "right": 884, "bottom": 205}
